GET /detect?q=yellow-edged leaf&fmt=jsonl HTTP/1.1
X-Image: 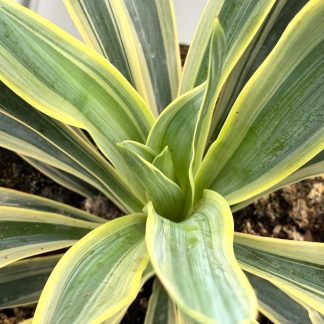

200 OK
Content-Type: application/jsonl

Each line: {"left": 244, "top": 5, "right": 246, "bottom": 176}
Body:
{"left": 146, "top": 190, "right": 257, "bottom": 323}
{"left": 196, "top": 0, "right": 324, "bottom": 205}
{"left": 34, "top": 214, "right": 148, "bottom": 324}
{"left": 65, "top": 0, "right": 181, "bottom": 114}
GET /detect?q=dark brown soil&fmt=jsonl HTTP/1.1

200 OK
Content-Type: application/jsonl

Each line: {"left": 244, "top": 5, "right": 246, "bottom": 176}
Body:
{"left": 0, "top": 306, "right": 35, "bottom": 324}
{"left": 0, "top": 149, "right": 83, "bottom": 207}
{"left": 235, "top": 177, "right": 324, "bottom": 243}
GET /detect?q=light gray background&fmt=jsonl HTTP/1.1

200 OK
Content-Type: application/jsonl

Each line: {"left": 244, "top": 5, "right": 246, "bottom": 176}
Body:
{"left": 16, "top": 0, "right": 208, "bottom": 44}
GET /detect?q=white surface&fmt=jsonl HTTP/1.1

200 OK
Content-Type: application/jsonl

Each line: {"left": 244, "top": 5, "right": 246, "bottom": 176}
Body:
{"left": 18, "top": 0, "right": 207, "bottom": 45}
{"left": 30, "top": 0, "right": 81, "bottom": 39}
{"left": 173, "top": 0, "right": 208, "bottom": 44}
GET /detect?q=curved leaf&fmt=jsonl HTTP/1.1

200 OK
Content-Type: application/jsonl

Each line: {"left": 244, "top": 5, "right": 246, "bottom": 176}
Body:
{"left": 179, "top": 0, "right": 276, "bottom": 94}
{"left": 0, "top": 0, "right": 154, "bottom": 171}
{"left": 119, "top": 142, "right": 184, "bottom": 221}
{"left": 120, "top": 140, "right": 156, "bottom": 163}
{"left": 146, "top": 190, "right": 257, "bottom": 323}
{"left": 145, "top": 279, "right": 177, "bottom": 324}
{"left": 102, "top": 263, "right": 155, "bottom": 324}
{"left": 0, "top": 187, "right": 103, "bottom": 223}
{"left": 232, "top": 150, "right": 324, "bottom": 212}
{"left": 152, "top": 147, "right": 175, "bottom": 182}
{"left": 65, "top": 0, "right": 181, "bottom": 114}
{"left": 145, "top": 279, "right": 198, "bottom": 324}
{"left": 0, "top": 207, "right": 95, "bottom": 267}
{"left": 246, "top": 273, "right": 312, "bottom": 324}
{"left": 147, "top": 85, "right": 205, "bottom": 214}
{"left": 34, "top": 213, "right": 148, "bottom": 324}
{"left": 149, "top": 20, "right": 225, "bottom": 216}
{"left": 308, "top": 309, "right": 324, "bottom": 324}
{"left": 234, "top": 233, "right": 324, "bottom": 314}
{"left": 0, "top": 79, "right": 142, "bottom": 213}
{"left": 191, "top": 19, "right": 225, "bottom": 173}
{"left": 196, "top": 0, "right": 324, "bottom": 205}
{"left": 0, "top": 254, "right": 61, "bottom": 309}
{"left": 209, "top": 0, "right": 290, "bottom": 140}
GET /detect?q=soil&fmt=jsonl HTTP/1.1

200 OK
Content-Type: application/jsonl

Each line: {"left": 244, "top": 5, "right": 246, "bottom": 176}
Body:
{"left": 234, "top": 178, "right": 324, "bottom": 243}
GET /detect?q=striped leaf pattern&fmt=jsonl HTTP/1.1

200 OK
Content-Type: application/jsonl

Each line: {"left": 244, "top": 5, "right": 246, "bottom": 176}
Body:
{"left": 65, "top": 0, "right": 181, "bottom": 114}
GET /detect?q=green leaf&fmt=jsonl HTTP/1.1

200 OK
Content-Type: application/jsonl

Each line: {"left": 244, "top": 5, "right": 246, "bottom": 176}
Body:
{"left": 149, "top": 20, "right": 225, "bottom": 216}
{"left": 34, "top": 214, "right": 148, "bottom": 324}
{"left": 146, "top": 190, "right": 257, "bottom": 323}
{"left": 102, "top": 263, "right": 155, "bottom": 324}
{"left": 178, "top": 0, "right": 222, "bottom": 93}
{"left": 234, "top": 233, "right": 324, "bottom": 314}
{"left": 145, "top": 279, "right": 198, "bottom": 324}
{"left": 196, "top": 0, "right": 324, "bottom": 205}
{"left": 145, "top": 279, "right": 177, "bottom": 324}
{"left": 0, "top": 206, "right": 96, "bottom": 268}
{"left": 65, "top": 0, "right": 181, "bottom": 114}
{"left": 0, "top": 187, "right": 103, "bottom": 223}
{"left": 120, "top": 140, "right": 156, "bottom": 163}
{"left": 0, "top": 0, "right": 154, "bottom": 172}
{"left": 152, "top": 147, "right": 175, "bottom": 182}
{"left": 209, "top": 0, "right": 290, "bottom": 141}
{"left": 147, "top": 85, "right": 205, "bottom": 212}
{"left": 179, "top": 0, "right": 276, "bottom": 94}
{"left": 191, "top": 19, "right": 225, "bottom": 173}
{"left": 118, "top": 142, "right": 184, "bottom": 221}
{"left": 309, "top": 309, "right": 324, "bottom": 324}
{"left": 0, "top": 81, "right": 142, "bottom": 213}
{"left": 18, "top": 319, "right": 32, "bottom": 324}
{"left": 246, "top": 272, "right": 312, "bottom": 324}
{"left": 232, "top": 150, "right": 324, "bottom": 212}
{"left": 0, "top": 254, "right": 61, "bottom": 309}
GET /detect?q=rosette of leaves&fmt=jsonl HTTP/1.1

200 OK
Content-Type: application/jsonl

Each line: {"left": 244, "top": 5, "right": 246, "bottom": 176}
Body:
{"left": 0, "top": 0, "right": 323, "bottom": 323}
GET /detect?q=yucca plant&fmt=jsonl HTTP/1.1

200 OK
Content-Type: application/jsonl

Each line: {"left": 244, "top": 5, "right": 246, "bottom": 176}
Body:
{"left": 0, "top": 0, "right": 323, "bottom": 322}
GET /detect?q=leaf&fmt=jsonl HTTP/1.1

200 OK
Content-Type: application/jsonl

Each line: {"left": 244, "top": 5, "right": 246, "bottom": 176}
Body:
{"left": 0, "top": 254, "right": 61, "bottom": 309}
{"left": 147, "top": 85, "right": 205, "bottom": 209}
{"left": 102, "top": 263, "right": 155, "bottom": 324}
{"left": 0, "top": 206, "right": 96, "bottom": 268}
{"left": 146, "top": 190, "right": 257, "bottom": 323}
{"left": 152, "top": 147, "right": 175, "bottom": 182}
{"left": 209, "top": 0, "right": 290, "bottom": 140}
{"left": 120, "top": 140, "right": 156, "bottom": 163}
{"left": 196, "top": 0, "right": 324, "bottom": 205}
{"left": 145, "top": 279, "right": 198, "bottom": 324}
{"left": 0, "top": 0, "right": 154, "bottom": 172}
{"left": 20, "top": 155, "right": 97, "bottom": 198}
{"left": 19, "top": 320, "right": 32, "bottom": 324}
{"left": 178, "top": 0, "right": 222, "bottom": 93}
{"left": 179, "top": 0, "right": 276, "bottom": 94}
{"left": 34, "top": 214, "right": 148, "bottom": 324}
{"left": 145, "top": 279, "right": 177, "bottom": 324}
{"left": 118, "top": 142, "right": 184, "bottom": 221}
{"left": 309, "top": 309, "right": 324, "bottom": 324}
{"left": 64, "top": 0, "right": 181, "bottom": 114}
{"left": 148, "top": 20, "right": 225, "bottom": 216}
{"left": 0, "top": 82, "right": 142, "bottom": 213}
{"left": 0, "top": 187, "right": 104, "bottom": 223}
{"left": 191, "top": 19, "right": 225, "bottom": 173}
{"left": 234, "top": 233, "right": 324, "bottom": 314}
{"left": 232, "top": 150, "right": 324, "bottom": 212}
{"left": 246, "top": 272, "right": 312, "bottom": 324}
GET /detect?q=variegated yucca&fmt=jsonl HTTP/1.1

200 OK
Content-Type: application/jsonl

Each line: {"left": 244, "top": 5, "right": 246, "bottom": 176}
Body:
{"left": 0, "top": 0, "right": 323, "bottom": 323}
